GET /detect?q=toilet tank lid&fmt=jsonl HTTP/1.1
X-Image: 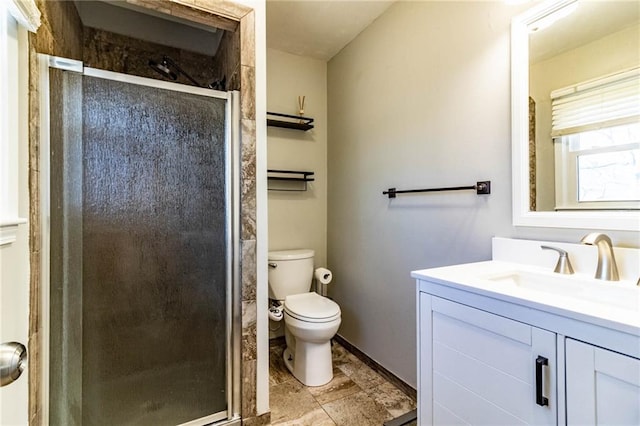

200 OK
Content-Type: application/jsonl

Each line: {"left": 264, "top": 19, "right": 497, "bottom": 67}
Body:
{"left": 268, "top": 249, "right": 314, "bottom": 260}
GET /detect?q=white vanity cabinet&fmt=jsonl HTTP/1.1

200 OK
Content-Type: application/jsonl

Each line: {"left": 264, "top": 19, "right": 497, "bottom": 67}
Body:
{"left": 419, "top": 293, "right": 557, "bottom": 425}
{"left": 415, "top": 271, "right": 640, "bottom": 426}
{"left": 565, "top": 339, "right": 640, "bottom": 425}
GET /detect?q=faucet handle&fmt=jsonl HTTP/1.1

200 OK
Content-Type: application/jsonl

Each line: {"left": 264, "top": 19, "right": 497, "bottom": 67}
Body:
{"left": 541, "top": 245, "right": 575, "bottom": 275}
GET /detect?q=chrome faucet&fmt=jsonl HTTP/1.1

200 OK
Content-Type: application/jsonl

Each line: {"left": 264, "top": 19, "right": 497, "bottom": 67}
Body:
{"left": 541, "top": 245, "right": 574, "bottom": 274}
{"left": 580, "top": 233, "right": 620, "bottom": 281}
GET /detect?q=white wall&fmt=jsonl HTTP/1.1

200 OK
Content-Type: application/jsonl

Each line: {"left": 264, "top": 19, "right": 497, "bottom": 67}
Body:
{"left": 0, "top": 18, "right": 30, "bottom": 424}
{"left": 326, "top": 0, "right": 640, "bottom": 388}
{"left": 530, "top": 23, "right": 640, "bottom": 210}
{"left": 267, "top": 49, "right": 328, "bottom": 266}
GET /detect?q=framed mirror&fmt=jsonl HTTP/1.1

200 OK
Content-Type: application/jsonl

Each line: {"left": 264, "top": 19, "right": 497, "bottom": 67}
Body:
{"left": 511, "top": 0, "right": 640, "bottom": 230}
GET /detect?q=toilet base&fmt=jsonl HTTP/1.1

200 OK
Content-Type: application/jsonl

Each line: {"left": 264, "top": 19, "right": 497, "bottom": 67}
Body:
{"left": 283, "top": 341, "right": 334, "bottom": 387}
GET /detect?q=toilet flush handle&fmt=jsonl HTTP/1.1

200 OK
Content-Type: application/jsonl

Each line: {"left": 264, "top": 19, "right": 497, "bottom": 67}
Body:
{"left": 268, "top": 263, "right": 277, "bottom": 268}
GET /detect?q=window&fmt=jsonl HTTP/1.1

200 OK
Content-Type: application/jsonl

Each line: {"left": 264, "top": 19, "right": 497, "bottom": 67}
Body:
{"left": 552, "top": 67, "right": 640, "bottom": 210}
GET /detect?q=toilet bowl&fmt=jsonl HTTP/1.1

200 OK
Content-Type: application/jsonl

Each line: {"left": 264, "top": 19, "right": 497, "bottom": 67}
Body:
{"left": 268, "top": 249, "right": 341, "bottom": 386}
{"left": 282, "top": 292, "right": 341, "bottom": 386}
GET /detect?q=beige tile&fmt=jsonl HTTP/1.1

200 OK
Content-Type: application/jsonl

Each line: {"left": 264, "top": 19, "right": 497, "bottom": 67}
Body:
{"left": 241, "top": 239, "right": 256, "bottom": 302}
{"left": 240, "top": 10, "right": 255, "bottom": 68}
{"left": 322, "top": 391, "right": 393, "bottom": 426}
{"left": 125, "top": 0, "right": 171, "bottom": 14}
{"left": 270, "top": 342, "right": 416, "bottom": 425}
{"left": 192, "top": 0, "right": 251, "bottom": 20}
{"left": 307, "top": 369, "right": 361, "bottom": 405}
{"left": 332, "top": 343, "right": 364, "bottom": 377}
{"left": 349, "top": 364, "right": 386, "bottom": 391}
{"left": 242, "top": 301, "right": 257, "bottom": 361}
{"left": 367, "top": 381, "right": 417, "bottom": 418}
{"left": 242, "top": 412, "right": 271, "bottom": 426}
{"left": 241, "top": 119, "right": 256, "bottom": 196}
{"left": 269, "top": 345, "right": 294, "bottom": 386}
{"left": 270, "top": 380, "right": 321, "bottom": 424}
{"left": 272, "top": 408, "right": 336, "bottom": 426}
{"left": 242, "top": 300, "right": 257, "bottom": 328}
{"left": 242, "top": 326, "right": 257, "bottom": 362}
{"left": 269, "top": 341, "right": 284, "bottom": 355}
{"left": 240, "top": 65, "right": 256, "bottom": 120}
{"left": 169, "top": 0, "right": 239, "bottom": 32}
{"left": 242, "top": 359, "right": 256, "bottom": 418}
{"left": 331, "top": 342, "right": 354, "bottom": 362}
{"left": 240, "top": 119, "right": 256, "bottom": 241}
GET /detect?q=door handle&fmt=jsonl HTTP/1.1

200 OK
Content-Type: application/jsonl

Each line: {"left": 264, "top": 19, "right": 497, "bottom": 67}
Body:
{"left": 1, "top": 342, "right": 27, "bottom": 387}
{"left": 535, "top": 355, "right": 549, "bottom": 406}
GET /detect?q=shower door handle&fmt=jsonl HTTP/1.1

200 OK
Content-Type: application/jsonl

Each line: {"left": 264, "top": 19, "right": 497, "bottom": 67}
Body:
{"left": 1, "top": 342, "right": 27, "bottom": 387}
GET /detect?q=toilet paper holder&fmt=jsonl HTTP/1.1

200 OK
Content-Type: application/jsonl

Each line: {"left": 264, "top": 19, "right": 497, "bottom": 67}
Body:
{"left": 314, "top": 267, "right": 332, "bottom": 283}
{"left": 314, "top": 267, "right": 332, "bottom": 296}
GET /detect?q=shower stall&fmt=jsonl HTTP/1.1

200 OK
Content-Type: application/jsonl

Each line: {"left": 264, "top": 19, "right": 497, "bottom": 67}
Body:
{"left": 39, "top": 55, "right": 241, "bottom": 426}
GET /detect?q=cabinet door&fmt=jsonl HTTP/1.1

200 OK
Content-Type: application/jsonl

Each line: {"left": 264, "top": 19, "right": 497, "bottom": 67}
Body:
{"left": 566, "top": 338, "right": 640, "bottom": 425}
{"left": 423, "top": 296, "right": 557, "bottom": 425}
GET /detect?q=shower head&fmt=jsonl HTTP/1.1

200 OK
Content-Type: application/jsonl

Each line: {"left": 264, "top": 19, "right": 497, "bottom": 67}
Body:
{"left": 149, "top": 57, "right": 178, "bottom": 81}
{"left": 149, "top": 55, "right": 206, "bottom": 88}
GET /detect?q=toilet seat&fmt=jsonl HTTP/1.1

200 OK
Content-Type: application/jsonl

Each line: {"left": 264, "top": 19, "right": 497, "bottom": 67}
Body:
{"left": 284, "top": 292, "right": 341, "bottom": 323}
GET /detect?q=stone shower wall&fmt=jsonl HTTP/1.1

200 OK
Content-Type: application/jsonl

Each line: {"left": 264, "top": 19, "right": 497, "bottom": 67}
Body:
{"left": 30, "top": 0, "right": 84, "bottom": 59}
{"left": 212, "top": 28, "right": 241, "bottom": 91}
{"left": 83, "top": 27, "right": 221, "bottom": 88}
{"left": 27, "top": 1, "right": 263, "bottom": 424}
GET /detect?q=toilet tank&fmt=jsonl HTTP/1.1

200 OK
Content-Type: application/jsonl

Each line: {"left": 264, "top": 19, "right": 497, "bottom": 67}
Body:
{"left": 268, "top": 249, "right": 314, "bottom": 300}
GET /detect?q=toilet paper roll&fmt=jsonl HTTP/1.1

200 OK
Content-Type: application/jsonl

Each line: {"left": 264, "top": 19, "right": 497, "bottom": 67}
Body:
{"left": 314, "top": 267, "right": 332, "bottom": 285}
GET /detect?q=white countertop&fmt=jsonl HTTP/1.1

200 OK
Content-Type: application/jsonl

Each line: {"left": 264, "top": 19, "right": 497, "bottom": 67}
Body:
{"left": 412, "top": 237, "right": 640, "bottom": 338}
{"left": 413, "top": 260, "right": 639, "bottom": 334}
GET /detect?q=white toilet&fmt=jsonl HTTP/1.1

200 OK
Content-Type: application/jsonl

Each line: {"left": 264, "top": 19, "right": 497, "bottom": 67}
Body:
{"left": 268, "top": 249, "right": 341, "bottom": 386}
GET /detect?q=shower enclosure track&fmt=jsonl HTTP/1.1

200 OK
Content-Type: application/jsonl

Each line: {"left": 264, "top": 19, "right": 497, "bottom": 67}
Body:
{"left": 40, "top": 55, "right": 242, "bottom": 426}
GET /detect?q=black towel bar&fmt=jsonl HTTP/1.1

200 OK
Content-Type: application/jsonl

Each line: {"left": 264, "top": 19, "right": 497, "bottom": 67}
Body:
{"left": 383, "top": 181, "right": 491, "bottom": 198}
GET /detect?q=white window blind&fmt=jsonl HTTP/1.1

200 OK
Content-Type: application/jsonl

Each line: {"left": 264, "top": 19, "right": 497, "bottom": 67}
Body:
{"left": 551, "top": 67, "right": 640, "bottom": 137}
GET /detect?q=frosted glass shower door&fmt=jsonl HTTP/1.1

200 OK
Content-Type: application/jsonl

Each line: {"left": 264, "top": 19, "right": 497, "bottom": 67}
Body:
{"left": 48, "top": 67, "right": 235, "bottom": 426}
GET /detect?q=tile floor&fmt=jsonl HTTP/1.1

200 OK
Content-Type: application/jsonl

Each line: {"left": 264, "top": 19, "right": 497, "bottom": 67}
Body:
{"left": 269, "top": 340, "right": 417, "bottom": 425}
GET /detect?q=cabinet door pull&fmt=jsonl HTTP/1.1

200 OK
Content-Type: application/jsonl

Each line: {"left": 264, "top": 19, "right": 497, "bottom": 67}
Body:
{"left": 536, "top": 355, "right": 549, "bottom": 406}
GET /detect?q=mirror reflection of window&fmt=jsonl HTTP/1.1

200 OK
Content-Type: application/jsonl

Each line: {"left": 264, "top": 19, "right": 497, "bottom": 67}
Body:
{"left": 528, "top": 0, "right": 640, "bottom": 212}
{"left": 556, "top": 123, "right": 640, "bottom": 208}
{"left": 551, "top": 68, "right": 640, "bottom": 210}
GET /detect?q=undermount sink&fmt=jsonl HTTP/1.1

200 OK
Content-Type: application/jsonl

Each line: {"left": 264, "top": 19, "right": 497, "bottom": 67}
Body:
{"left": 413, "top": 238, "right": 640, "bottom": 333}
{"left": 483, "top": 270, "right": 640, "bottom": 312}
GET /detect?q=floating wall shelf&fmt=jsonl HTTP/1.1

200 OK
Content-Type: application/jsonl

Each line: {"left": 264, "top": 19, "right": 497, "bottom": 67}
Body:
{"left": 267, "top": 112, "right": 314, "bottom": 131}
{"left": 267, "top": 169, "right": 315, "bottom": 191}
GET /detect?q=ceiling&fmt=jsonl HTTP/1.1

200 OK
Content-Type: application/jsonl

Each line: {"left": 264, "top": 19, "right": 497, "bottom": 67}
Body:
{"left": 265, "top": 0, "right": 638, "bottom": 64}
{"left": 529, "top": 1, "right": 639, "bottom": 63}
{"left": 266, "top": 0, "right": 395, "bottom": 61}
{"left": 74, "top": 1, "right": 637, "bottom": 67}
{"left": 75, "top": 0, "right": 394, "bottom": 62}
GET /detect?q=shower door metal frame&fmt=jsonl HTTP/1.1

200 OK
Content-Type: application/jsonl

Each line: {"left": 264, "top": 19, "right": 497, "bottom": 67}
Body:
{"left": 38, "top": 54, "right": 242, "bottom": 426}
